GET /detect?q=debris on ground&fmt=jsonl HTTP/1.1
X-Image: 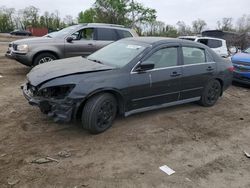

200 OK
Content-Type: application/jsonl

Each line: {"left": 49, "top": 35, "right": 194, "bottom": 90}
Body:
{"left": 0, "top": 74, "right": 3, "bottom": 78}
{"left": 31, "top": 157, "right": 59, "bottom": 164}
{"left": 0, "top": 153, "right": 7, "bottom": 157}
{"left": 244, "top": 151, "right": 250, "bottom": 158}
{"left": 7, "top": 177, "right": 20, "bottom": 186}
{"left": 185, "top": 177, "right": 192, "bottom": 182}
{"left": 58, "top": 150, "right": 71, "bottom": 158}
{"left": 159, "top": 165, "right": 175, "bottom": 175}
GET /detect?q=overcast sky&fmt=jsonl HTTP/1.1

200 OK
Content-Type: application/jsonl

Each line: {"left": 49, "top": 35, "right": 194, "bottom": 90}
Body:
{"left": 1, "top": 0, "right": 249, "bottom": 29}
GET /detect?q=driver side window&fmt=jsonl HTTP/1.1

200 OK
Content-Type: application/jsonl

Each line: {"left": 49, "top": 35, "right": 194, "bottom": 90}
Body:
{"left": 71, "top": 28, "right": 94, "bottom": 40}
{"left": 142, "top": 47, "right": 178, "bottom": 69}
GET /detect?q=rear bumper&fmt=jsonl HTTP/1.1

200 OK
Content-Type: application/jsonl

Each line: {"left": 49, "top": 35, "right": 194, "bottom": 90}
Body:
{"left": 22, "top": 84, "right": 82, "bottom": 122}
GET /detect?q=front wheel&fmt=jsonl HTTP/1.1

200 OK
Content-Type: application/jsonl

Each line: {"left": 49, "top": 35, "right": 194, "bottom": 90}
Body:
{"left": 82, "top": 93, "right": 117, "bottom": 134}
{"left": 199, "top": 79, "right": 222, "bottom": 107}
{"left": 33, "top": 53, "right": 56, "bottom": 66}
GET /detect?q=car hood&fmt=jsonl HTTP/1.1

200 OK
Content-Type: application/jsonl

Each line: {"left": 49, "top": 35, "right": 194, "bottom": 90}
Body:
{"left": 12, "top": 37, "right": 57, "bottom": 44}
{"left": 27, "top": 56, "right": 114, "bottom": 86}
{"left": 232, "top": 53, "right": 250, "bottom": 63}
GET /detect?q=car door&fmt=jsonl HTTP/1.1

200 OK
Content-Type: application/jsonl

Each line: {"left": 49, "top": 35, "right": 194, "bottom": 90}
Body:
{"left": 128, "top": 44, "right": 182, "bottom": 111}
{"left": 180, "top": 45, "right": 216, "bottom": 100}
{"left": 64, "top": 27, "right": 97, "bottom": 57}
{"left": 95, "top": 28, "right": 118, "bottom": 50}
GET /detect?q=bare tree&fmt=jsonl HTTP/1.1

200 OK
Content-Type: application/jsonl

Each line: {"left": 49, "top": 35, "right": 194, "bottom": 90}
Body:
{"left": 192, "top": 19, "right": 207, "bottom": 34}
{"left": 217, "top": 17, "right": 234, "bottom": 31}
{"left": 176, "top": 21, "right": 192, "bottom": 35}
{"left": 236, "top": 14, "right": 250, "bottom": 32}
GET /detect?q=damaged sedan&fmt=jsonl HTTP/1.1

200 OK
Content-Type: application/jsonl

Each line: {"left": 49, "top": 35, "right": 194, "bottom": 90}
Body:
{"left": 22, "top": 37, "right": 233, "bottom": 134}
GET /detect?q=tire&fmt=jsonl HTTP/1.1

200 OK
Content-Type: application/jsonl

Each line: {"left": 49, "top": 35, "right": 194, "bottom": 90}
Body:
{"left": 199, "top": 79, "right": 222, "bottom": 107}
{"left": 33, "top": 53, "right": 56, "bottom": 66}
{"left": 82, "top": 93, "right": 117, "bottom": 134}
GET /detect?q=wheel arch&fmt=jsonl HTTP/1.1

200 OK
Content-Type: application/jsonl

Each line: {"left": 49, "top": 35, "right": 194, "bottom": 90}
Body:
{"left": 215, "top": 77, "right": 224, "bottom": 96}
{"left": 75, "top": 89, "right": 125, "bottom": 121}
{"left": 32, "top": 51, "right": 59, "bottom": 65}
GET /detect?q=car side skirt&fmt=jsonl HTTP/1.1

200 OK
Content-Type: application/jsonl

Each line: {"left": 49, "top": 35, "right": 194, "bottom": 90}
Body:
{"left": 125, "top": 97, "right": 201, "bottom": 117}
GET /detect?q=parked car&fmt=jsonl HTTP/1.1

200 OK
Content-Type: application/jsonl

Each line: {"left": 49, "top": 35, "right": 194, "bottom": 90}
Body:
{"left": 10, "top": 30, "right": 32, "bottom": 36}
{"left": 231, "top": 46, "right": 250, "bottom": 85}
{"left": 22, "top": 37, "right": 233, "bottom": 134}
{"left": 179, "top": 36, "right": 229, "bottom": 57}
{"left": 6, "top": 23, "right": 138, "bottom": 66}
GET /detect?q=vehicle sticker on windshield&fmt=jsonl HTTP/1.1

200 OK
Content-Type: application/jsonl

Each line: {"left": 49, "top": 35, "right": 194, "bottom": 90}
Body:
{"left": 126, "top": 45, "right": 142, "bottom": 50}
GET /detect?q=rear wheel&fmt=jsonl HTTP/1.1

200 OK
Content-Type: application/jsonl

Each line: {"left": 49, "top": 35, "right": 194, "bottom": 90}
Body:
{"left": 82, "top": 93, "right": 117, "bottom": 134}
{"left": 199, "top": 79, "right": 222, "bottom": 107}
{"left": 33, "top": 52, "right": 56, "bottom": 66}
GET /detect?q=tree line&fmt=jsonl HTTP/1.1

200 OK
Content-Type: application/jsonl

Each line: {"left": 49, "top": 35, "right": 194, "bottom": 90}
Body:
{"left": 1, "top": 0, "right": 250, "bottom": 36}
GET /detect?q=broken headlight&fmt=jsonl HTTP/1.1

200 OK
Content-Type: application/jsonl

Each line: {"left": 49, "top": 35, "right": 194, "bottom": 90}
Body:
{"left": 38, "top": 84, "right": 75, "bottom": 99}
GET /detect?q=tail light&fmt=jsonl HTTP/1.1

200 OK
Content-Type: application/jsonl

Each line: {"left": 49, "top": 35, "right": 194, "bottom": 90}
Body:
{"left": 227, "top": 66, "right": 235, "bottom": 72}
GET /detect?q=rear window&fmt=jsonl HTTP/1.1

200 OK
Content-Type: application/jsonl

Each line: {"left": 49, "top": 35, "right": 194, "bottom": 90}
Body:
{"left": 116, "top": 29, "right": 132, "bottom": 39}
{"left": 198, "top": 39, "right": 222, "bottom": 48}
{"left": 97, "top": 28, "right": 118, "bottom": 41}
{"left": 182, "top": 47, "right": 206, "bottom": 64}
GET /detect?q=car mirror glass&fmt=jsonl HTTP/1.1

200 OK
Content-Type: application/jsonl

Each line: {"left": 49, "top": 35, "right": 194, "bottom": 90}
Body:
{"left": 135, "top": 62, "right": 154, "bottom": 72}
{"left": 66, "top": 36, "right": 73, "bottom": 43}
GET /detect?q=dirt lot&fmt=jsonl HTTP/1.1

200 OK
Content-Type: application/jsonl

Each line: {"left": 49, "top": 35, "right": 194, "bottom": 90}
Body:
{"left": 0, "top": 36, "right": 250, "bottom": 188}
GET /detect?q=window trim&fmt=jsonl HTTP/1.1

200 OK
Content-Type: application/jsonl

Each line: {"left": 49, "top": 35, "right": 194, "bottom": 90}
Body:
{"left": 131, "top": 44, "right": 181, "bottom": 73}
{"left": 181, "top": 46, "right": 207, "bottom": 65}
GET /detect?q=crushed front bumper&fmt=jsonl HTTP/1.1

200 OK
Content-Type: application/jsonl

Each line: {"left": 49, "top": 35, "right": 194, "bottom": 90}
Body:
{"left": 22, "top": 83, "right": 81, "bottom": 123}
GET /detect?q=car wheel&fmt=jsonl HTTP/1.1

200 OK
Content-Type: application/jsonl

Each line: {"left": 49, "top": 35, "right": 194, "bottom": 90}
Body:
{"left": 33, "top": 53, "right": 56, "bottom": 66}
{"left": 199, "top": 79, "right": 221, "bottom": 107}
{"left": 82, "top": 93, "right": 117, "bottom": 134}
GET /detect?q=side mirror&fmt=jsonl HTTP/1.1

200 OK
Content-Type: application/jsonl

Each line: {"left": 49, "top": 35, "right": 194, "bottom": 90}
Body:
{"left": 135, "top": 63, "right": 155, "bottom": 72}
{"left": 66, "top": 36, "right": 73, "bottom": 43}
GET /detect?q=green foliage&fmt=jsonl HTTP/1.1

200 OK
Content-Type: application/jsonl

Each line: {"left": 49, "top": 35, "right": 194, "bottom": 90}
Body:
{"left": 78, "top": 0, "right": 157, "bottom": 28}
{"left": 78, "top": 8, "right": 96, "bottom": 23}
{"left": 0, "top": 6, "right": 15, "bottom": 32}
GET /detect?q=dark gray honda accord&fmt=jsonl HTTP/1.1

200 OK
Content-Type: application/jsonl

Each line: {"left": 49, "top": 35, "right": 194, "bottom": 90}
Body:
{"left": 22, "top": 37, "right": 233, "bottom": 134}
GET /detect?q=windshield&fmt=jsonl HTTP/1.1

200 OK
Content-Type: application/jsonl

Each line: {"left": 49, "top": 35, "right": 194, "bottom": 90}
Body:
{"left": 46, "top": 25, "right": 80, "bottom": 38}
{"left": 87, "top": 40, "right": 148, "bottom": 68}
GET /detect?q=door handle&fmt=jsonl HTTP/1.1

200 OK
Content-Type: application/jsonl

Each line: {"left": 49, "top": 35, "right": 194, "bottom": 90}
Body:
{"left": 206, "top": 67, "right": 214, "bottom": 71}
{"left": 88, "top": 43, "right": 94, "bottom": 46}
{"left": 170, "top": 71, "right": 181, "bottom": 77}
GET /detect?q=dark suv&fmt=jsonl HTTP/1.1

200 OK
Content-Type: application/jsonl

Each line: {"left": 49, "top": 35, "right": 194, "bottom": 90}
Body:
{"left": 6, "top": 23, "right": 138, "bottom": 66}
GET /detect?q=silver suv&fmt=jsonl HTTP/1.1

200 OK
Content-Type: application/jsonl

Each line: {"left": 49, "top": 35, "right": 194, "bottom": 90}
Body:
{"left": 6, "top": 23, "right": 138, "bottom": 66}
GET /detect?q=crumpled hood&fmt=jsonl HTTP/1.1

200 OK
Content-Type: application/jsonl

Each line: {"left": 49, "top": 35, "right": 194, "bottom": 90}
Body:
{"left": 232, "top": 53, "right": 250, "bottom": 63}
{"left": 27, "top": 56, "right": 114, "bottom": 86}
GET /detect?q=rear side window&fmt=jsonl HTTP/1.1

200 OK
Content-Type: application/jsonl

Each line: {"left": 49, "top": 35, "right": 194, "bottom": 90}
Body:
{"left": 116, "top": 29, "right": 133, "bottom": 39}
{"left": 198, "top": 39, "right": 222, "bottom": 48}
{"left": 97, "top": 28, "right": 118, "bottom": 41}
{"left": 182, "top": 47, "right": 206, "bottom": 64}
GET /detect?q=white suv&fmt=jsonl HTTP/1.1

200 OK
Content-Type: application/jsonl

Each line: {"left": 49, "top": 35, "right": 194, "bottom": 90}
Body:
{"left": 179, "top": 36, "right": 228, "bottom": 57}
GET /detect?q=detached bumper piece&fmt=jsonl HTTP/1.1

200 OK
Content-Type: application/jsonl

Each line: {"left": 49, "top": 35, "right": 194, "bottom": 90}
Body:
{"left": 22, "top": 83, "right": 75, "bottom": 123}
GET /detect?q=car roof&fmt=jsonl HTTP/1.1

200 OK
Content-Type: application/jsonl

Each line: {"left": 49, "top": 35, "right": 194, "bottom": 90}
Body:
{"left": 76, "top": 23, "right": 130, "bottom": 30}
{"left": 179, "top": 35, "right": 226, "bottom": 41}
{"left": 123, "top": 37, "right": 206, "bottom": 46}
